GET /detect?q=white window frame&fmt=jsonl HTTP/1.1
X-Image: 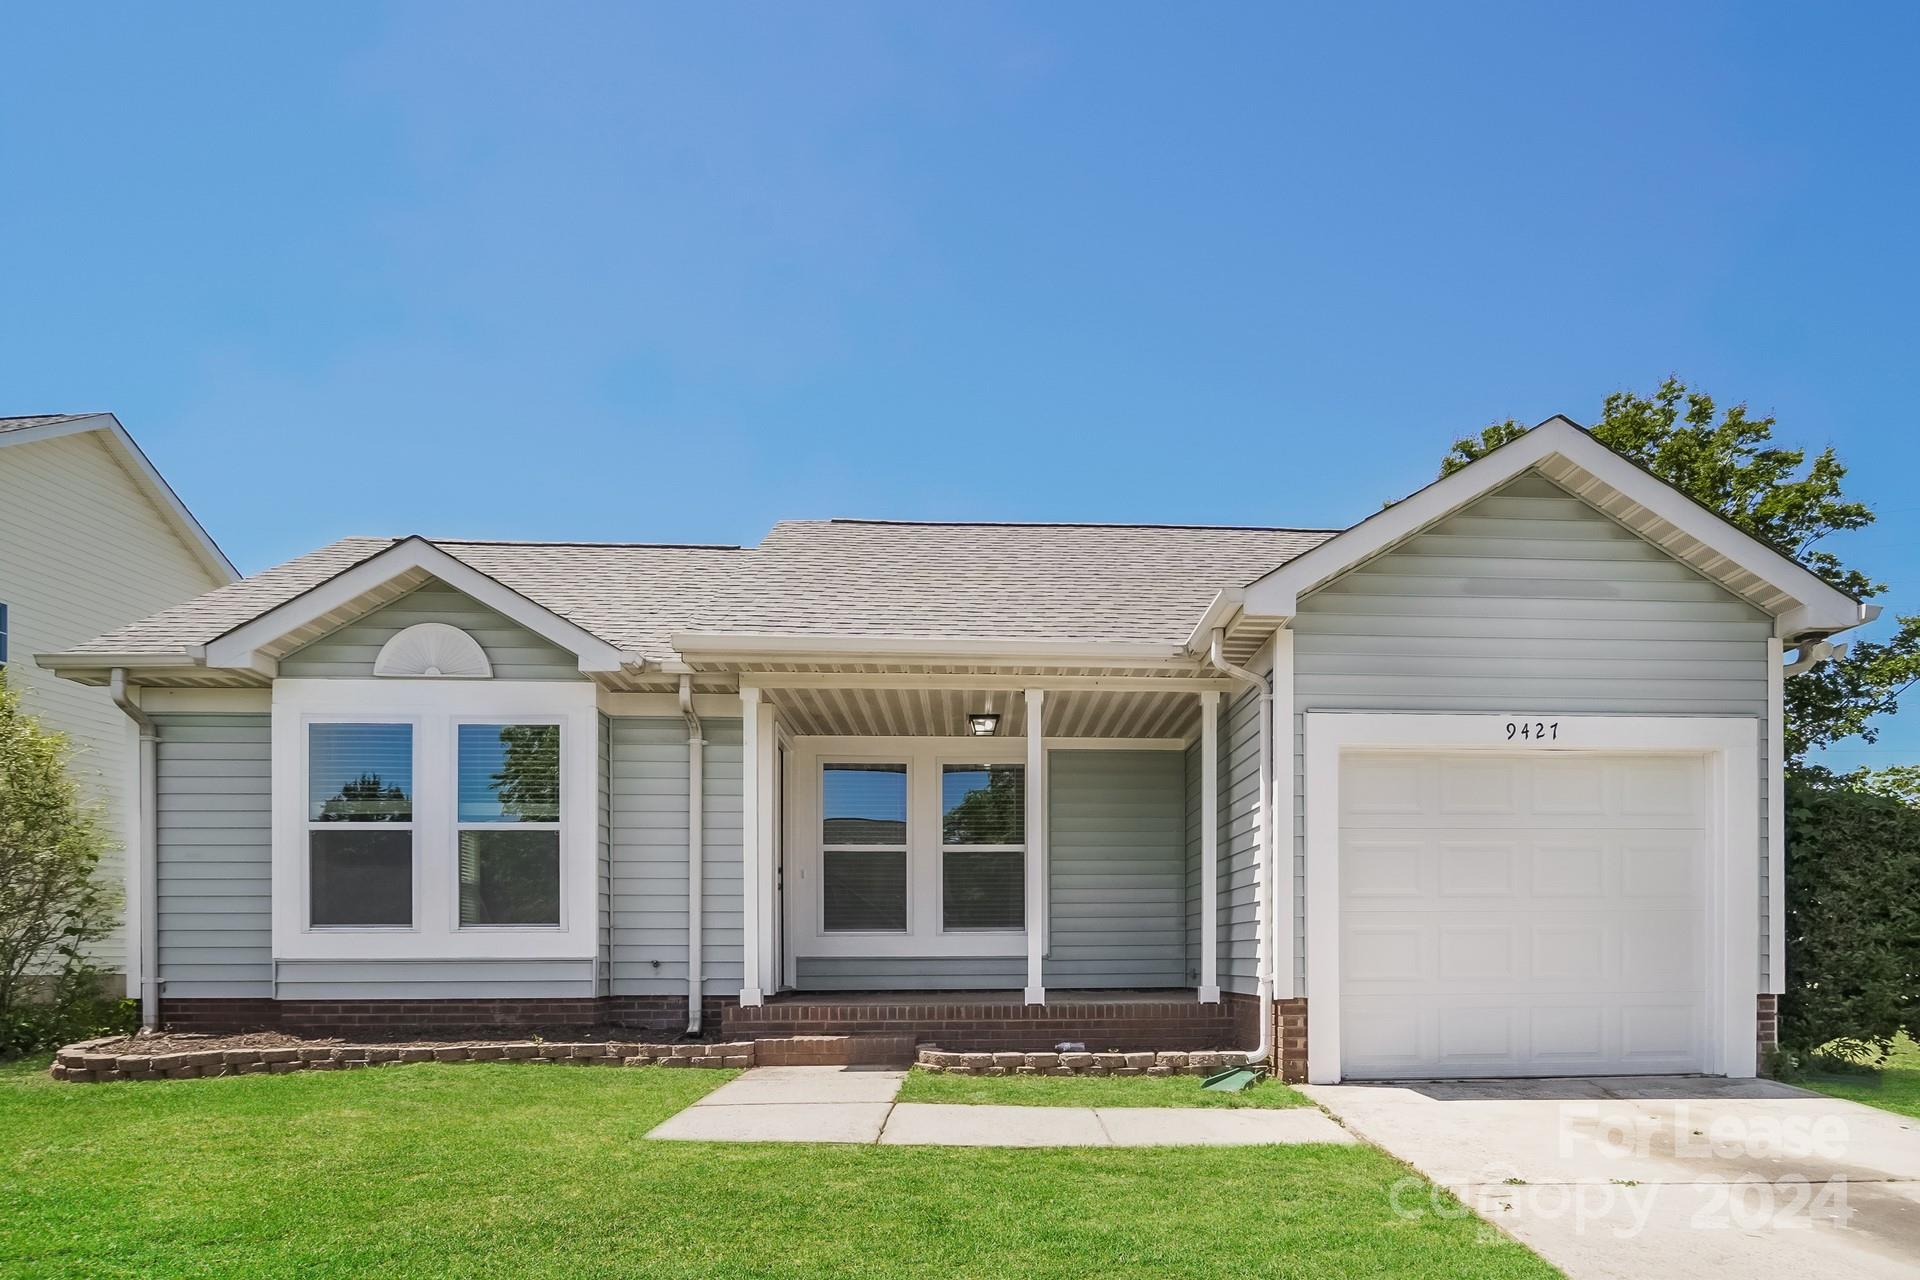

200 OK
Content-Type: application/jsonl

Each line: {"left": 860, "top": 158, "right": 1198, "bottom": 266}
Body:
{"left": 452, "top": 716, "right": 566, "bottom": 933}
{"left": 817, "top": 755, "right": 912, "bottom": 936}
{"left": 1302, "top": 711, "right": 1760, "bottom": 1084}
{"left": 271, "top": 679, "right": 598, "bottom": 962}
{"left": 302, "top": 715, "right": 421, "bottom": 933}
{"left": 934, "top": 755, "right": 1027, "bottom": 935}
{"left": 787, "top": 736, "right": 1027, "bottom": 959}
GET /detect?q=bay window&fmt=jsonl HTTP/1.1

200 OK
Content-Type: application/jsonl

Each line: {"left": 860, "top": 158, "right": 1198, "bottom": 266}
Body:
{"left": 307, "top": 723, "right": 414, "bottom": 928}
{"left": 456, "top": 723, "right": 562, "bottom": 927}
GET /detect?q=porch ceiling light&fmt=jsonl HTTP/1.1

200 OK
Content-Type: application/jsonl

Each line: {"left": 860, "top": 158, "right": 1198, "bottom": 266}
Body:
{"left": 967, "top": 711, "right": 1001, "bottom": 737}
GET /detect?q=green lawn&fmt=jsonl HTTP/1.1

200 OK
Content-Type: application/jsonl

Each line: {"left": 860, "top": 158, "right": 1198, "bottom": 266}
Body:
{"left": 0, "top": 1056, "right": 1556, "bottom": 1280}
{"left": 1801, "top": 1033, "right": 1920, "bottom": 1120}
{"left": 897, "top": 1067, "right": 1312, "bottom": 1109}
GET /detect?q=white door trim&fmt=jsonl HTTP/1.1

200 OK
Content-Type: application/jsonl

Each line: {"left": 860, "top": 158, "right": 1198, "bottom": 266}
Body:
{"left": 1304, "top": 711, "right": 1759, "bottom": 1084}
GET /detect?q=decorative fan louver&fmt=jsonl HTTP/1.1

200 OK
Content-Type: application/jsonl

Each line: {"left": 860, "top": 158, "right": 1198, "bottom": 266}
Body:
{"left": 373, "top": 623, "right": 493, "bottom": 678}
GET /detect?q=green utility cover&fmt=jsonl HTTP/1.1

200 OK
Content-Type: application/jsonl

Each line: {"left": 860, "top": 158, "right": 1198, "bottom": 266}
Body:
{"left": 1200, "top": 1066, "right": 1260, "bottom": 1092}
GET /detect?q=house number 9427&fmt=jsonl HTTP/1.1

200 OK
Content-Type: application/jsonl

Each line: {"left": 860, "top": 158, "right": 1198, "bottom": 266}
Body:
{"left": 1505, "top": 720, "right": 1558, "bottom": 741}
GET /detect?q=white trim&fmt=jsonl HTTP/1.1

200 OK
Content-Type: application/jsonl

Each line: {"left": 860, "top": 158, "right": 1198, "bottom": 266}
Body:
{"left": 1270, "top": 628, "right": 1296, "bottom": 1000}
{"left": 674, "top": 632, "right": 1188, "bottom": 664}
{"left": 1302, "top": 711, "right": 1759, "bottom": 1085}
{"left": 269, "top": 679, "right": 598, "bottom": 962}
{"left": 0, "top": 413, "right": 237, "bottom": 583}
{"left": 1025, "top": 688, "right": 1047, "bottom": 1005}
{"left": 138, "top": 687, "right": 272, "bottom": 713}
{"left": 597, "top": 691, "right": 745, "bottom": 718}
{"left": 1199, "top": 690, "right": 1220, "bottom": 1003}
{"left": 1767, "top": 637, "right": 1786, "bottom": 995}
{"left": 1244, "top": 417, "right": 1863, "bottom": 637}
{"left": 208, "top": 537, "right": 632, "bottom": 674}
{"left": 741, "top": 672, "right": 1234, "bottom": 693}
{"left": 785, "top": 738, "right": 1031, "bottom": 961}
{"left": 738, "top": 687, "right": 765, "bottom": 1006}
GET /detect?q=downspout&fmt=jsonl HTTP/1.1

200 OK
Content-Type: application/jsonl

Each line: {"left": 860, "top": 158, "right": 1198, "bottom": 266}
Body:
{"left": 107, "top": 669, "right": 160, "bottom": 1032}
{"left": 1205, "top": 628, "right": 1275, "bottom": 1069}
{"left": 1783, "top": 640, "right": 1840, "bottom": 677}
{"left": 679, "top": 676, "right": 706, "bottom": 1035}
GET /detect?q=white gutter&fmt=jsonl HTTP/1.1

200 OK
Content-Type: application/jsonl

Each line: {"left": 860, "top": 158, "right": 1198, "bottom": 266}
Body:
{"left": 1203, "top": 628, "right": 1275, "bottom": 1070}
{"left": 107, "top": 669, "right": 160, "bottom": 1032}
{"left": 669, "top": 632, "right": 1188, "bottom": 665}
{"left": 679, "top": 675, "right": 706, "bottom": 1034}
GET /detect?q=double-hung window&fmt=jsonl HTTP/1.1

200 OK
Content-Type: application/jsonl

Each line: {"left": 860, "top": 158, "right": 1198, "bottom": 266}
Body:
{"left": 821, "top": 762, "right": 909, "bottom": 932}
{"left": 456, "top": 723, "right": 562, "bottom": 927}
{"left": 307, "top": 723, "right": 414, "bottom": 927}
{"left": 940, "top": 763, "right": 1026, "bottom": 930}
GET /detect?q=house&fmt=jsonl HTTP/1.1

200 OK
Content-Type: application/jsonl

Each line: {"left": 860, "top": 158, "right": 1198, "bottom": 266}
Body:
{"left": 1, "top": 413, "right": 236, "bottom": 982}
{"left": 37, "top": 418, "right": 1870, "bottom": 1082}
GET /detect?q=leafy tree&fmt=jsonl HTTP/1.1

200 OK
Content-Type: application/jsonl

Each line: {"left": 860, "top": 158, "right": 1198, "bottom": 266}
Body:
{"left": 0, "top": 672, "right": 127, "bottom": 1054}
{"left": 1442, "top": 378, "right": 1920, "bottom": 769}
{"left": 317, "top": 773, "right": 409, "bottom": 822}
{"left": 493, "top": 724, "right": 560, "bottom": 822}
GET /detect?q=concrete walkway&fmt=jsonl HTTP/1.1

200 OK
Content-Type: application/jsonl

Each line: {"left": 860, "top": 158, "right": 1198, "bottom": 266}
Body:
{"left": 645, "top": 1065, "right": 1353, "bottom": 1147}
{"left": 1302, "top": 1075, "right": 1920, "bottom": 1280}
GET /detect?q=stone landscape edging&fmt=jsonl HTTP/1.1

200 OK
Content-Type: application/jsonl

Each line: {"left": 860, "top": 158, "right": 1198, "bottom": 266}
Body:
{"left": 49, "top": 1035, "right": 756, "bottom": 1083}
{"left": 915, "top": 1047, "right": 1257, "bottom": 1077}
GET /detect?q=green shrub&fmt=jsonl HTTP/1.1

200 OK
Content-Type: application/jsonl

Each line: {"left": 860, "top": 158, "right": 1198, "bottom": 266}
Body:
{"left": 1780, "top": 774, "right": 1920, "bottom": 1064}
{"left": 0, "top": 672, "right": 125, "bottom": 1057}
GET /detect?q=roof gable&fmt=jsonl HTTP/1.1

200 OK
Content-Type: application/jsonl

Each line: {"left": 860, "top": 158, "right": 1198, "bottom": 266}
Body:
{"left": 0, "top": 413, "right": 235, "bottom": 583}
{"left": 1244, "top": 416, "right": 1867, "bottom": 640}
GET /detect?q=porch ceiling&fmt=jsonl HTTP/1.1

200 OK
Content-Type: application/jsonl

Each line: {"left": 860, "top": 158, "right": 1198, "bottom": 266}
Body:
{"left": 763, "top": 683, "right": 1204, "bottom": 739}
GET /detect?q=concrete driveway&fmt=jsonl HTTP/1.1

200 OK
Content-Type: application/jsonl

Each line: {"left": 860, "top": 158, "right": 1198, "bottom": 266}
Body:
{"left": 1302, "top": 1075, "right": 1920, "bottom": 1280}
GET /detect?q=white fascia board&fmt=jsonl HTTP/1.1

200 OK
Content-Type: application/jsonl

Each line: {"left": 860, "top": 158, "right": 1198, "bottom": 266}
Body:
{"left": 670, "top": 632, "right": 1188, "bottom": 664}
{"left": 0, "top": 414, "right": 238, "bottom": 584}
{"left": 1181, "top": 589, "right": 1243, "bottom": 655}
{"left": 205, "top": 537, "right": 634, "bottom": 674}
{"left": 1243, "top": 416, "right": 1865, "bottom": 637}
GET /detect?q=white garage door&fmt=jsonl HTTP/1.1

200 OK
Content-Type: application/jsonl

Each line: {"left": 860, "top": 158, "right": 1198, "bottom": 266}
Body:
{"left": 1339, "top": 751, "right": 1707, "bottom": 1079}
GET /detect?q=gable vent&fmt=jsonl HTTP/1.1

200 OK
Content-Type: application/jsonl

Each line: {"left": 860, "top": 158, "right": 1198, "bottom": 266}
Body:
{"left": 373, "top": 623, "right": 493, "bottom": 679}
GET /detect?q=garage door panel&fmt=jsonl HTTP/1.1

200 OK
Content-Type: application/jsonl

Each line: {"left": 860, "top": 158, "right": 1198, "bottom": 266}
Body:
{"left": 1340, "top": 751, "right": 1707, "bottom": 1078}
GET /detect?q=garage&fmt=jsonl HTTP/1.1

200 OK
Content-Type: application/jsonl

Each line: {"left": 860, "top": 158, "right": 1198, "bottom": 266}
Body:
{"left": 1302, "top": 712, "right": 1759, "bottom": 1084}
{"left": 1337, "top": 750, "right": 1707, "bottom": 1079}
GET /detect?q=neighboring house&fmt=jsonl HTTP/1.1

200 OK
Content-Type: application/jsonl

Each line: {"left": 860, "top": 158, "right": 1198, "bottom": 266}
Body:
{"left": 39, "top": 419, "right": 1870, "bottom": 1082}
{"left": 0, "top": 413, "right": 236, "bottom": 980}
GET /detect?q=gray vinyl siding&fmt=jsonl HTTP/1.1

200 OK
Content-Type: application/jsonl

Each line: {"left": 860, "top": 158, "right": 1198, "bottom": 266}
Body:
{"left": 1218, "top": 683, "right": 1263, "bottom": 996}
{"left": 795, "top": 956, "right": 1026, "bottom": 991}
{"left": 605, "top": 716, "right": 743, "bottom": 998}
{"left": 1291, "top": 469, "right": 1774, "bottom": 987}
{"left": 278, "top": 582, "right": 583, "bottom": 680}
{"left": 274, "top": 958, "right": 596, "bottom": 999}
{"left": 1044, "top": 750, "right": 1186, "bottom": 988}
{"left": 153, "top": 714, "right": 272, "bottom": 998}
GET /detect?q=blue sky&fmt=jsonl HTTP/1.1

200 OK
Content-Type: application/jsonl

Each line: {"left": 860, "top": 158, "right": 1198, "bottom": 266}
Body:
{"left": 3, "top": 4, "right": 1916, "bottom": 767}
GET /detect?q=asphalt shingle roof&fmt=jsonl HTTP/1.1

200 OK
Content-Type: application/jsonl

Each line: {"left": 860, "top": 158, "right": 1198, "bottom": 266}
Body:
{"left": 58, "top": 520, "right": 1339, "bottom": 664}
{"left": 0, "top": 413, "right": 100, "bottom": 434}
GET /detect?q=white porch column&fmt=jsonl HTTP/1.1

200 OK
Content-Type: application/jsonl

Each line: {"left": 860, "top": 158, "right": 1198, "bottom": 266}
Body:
{"left": 738, "top": 687, "right": 766, "bottom": 1007}
{"left": 1198, "top": 690, "right": 1221, "bottom": 1003}
{"left": 1024, "top": 688, "right": 1047, "bottom": 1005}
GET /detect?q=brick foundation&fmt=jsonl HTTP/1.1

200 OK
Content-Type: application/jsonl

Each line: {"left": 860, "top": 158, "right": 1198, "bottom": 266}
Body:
{"left": 919, "top": 1046, "right": 1253, "bottom": 1077}
{"left": 1757, "top": 993, "right": 1779, "bottom": 1064}
{"left": 160, "top": 995, "right": 736, "bottom": 1037}
{"left": 1273, "top": 997, "right": 1308, "bottom": 1082}
{"left": 724, "top": 990, "right": 1259, "bottom": 1053}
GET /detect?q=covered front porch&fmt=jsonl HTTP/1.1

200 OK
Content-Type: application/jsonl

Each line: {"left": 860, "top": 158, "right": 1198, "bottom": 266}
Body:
{"left": 712, "top": 654, "right": 1273, "bottom": 1020}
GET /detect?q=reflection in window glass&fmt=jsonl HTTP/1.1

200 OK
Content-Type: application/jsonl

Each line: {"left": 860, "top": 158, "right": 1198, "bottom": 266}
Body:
{"left": 308, "top": 723, "right": 412, "bottom": 822}
{"left": 459, "top": 829, "right": 561, "bottom": 926}
{"left": 822, "top": 762, "right": 908, "bottom": 845}
{"left": 458, "top": 723, "right": 560, "bottom": 823}
{"left": 309, "top": 829, "right": 412, "bottom": 926}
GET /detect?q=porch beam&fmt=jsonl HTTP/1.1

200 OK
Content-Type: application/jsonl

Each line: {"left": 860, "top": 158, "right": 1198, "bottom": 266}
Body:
{"left": 1199, "top": 691, "right": 1221, "bottom": 1003}
{"left": 740, "top": 672, "right": 1237, "bottom": 694}
{"left": 1024, "top": 688, "right": 1047, "bottom": 1006}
